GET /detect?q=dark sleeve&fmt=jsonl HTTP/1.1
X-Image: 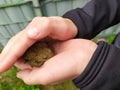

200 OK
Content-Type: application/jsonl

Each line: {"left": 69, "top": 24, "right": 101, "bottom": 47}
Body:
{"left": 73, "top": 41, "right": 120, "bottom": 90}
{"left": 63, "top": 0, "right": 120, "bottom": 39}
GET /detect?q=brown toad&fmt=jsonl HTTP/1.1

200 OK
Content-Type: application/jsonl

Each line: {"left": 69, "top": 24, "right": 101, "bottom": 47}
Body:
{"left": 24, "top": 42, "right": 54, "bottom": 67}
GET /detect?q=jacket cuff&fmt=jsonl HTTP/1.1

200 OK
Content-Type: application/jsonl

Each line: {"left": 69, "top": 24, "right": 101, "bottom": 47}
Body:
{"left": 73, "top": 41, "right": 110, "bottom": 88}
{"left": 63, "top": 8, "right": 93, "bottom": 39}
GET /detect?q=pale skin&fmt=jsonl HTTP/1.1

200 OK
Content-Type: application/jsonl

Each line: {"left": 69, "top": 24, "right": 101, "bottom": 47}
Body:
{"left": 0, "top": 16, "right": 97, "bottom": 85}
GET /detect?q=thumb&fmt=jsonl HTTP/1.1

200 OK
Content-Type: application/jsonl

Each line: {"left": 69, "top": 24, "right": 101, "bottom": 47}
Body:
{"left": 17, "top": 68, "right": 52, "bottom": 85}
{"left": 26, "top": 17, "right": 77, "bottom": 40}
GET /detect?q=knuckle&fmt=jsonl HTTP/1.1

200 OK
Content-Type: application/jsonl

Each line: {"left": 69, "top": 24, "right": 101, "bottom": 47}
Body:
{"left": 32, "top": 17, "right": 52, "bottom": 30}
{"left": 32, "top": 17, "right": 41, "bottom": 22}
{"left": 32, "top": 17, "right": 51, "bottom": 25}
{"left": 42, "top": 17, "right": 51, "bottom": 27}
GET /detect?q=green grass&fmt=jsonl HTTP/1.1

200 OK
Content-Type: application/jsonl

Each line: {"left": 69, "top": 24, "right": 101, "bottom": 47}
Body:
{"left": 0, "top": 66, "right": 79, "bottom": 90}
{"left": 0, "top": 67, "right": 40, "bottom": 90}
{"left": 92, "top": 34, "right": 116, "bottom": 44}
{"left": 106, "top": 34, "right": 116, "bottom": 44}
{"left": 40, "top": 81, "right": 79, "bottom": 90}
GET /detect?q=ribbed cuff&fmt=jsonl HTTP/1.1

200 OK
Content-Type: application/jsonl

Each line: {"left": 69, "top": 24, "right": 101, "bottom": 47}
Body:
{"left": 73, "top": 41, "right": 110, "bottom": 88}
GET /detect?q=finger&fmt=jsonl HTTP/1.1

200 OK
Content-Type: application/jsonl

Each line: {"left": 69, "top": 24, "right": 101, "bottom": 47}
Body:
{"left": 0, "top": 31, "right": 35, "bottom": 72}
{"left": 15, "top": 58, "right": 32, "bottom": 70}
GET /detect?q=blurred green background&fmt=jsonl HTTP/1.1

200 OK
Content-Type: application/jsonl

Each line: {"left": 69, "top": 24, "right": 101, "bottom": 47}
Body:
{"left": 0, "top": 0, "right": 119, "bottom": 90}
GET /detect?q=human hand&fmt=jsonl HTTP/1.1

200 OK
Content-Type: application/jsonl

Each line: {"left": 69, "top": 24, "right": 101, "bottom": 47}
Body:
{"left": 15, "top": 39, "right": 97, "bottom": 85}
{"left": 0, "top": 16, "right": 77, "bottom": 72}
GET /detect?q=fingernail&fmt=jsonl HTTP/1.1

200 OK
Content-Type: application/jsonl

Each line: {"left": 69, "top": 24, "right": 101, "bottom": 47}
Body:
{"left": 27, "top": 27, "right": 38, "bottom": 38}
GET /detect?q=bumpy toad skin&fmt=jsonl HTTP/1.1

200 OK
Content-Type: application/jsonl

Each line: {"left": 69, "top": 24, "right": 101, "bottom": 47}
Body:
{"left": 24, "top": 42, "right": 54, "bottom": 67}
